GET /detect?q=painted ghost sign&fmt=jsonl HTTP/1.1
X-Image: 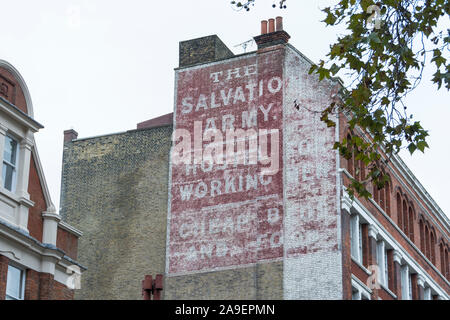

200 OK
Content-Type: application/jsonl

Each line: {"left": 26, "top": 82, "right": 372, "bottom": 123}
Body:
{"left": 167, "top": 51, "right": 284, "bottom": 274}
{"left": 167, "top": 47, "right": 339, "bottom": 279}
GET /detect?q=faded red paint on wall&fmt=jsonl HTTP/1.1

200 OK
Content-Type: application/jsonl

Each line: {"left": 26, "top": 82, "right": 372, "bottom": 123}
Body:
{"left": 168, "top": 51, "right": 284, "bottom": 274}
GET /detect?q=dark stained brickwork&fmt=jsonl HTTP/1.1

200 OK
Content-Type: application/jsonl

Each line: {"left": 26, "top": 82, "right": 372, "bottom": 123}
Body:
{"left": 179, "top": 35, "right": 234, "bottom": 68}
{"left": 164, "top": 261, "right": 283, "bottom": 300}
{"left": 60, "top": 125, "right": 172, "bottom": 299}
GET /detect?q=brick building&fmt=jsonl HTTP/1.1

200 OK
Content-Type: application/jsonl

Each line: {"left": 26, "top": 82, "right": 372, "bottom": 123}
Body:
{"left": 0, "top": 60, "right": 84, "bottom": 300}
{"left": 60, "top": 18, "right": 449, "bottom": 300}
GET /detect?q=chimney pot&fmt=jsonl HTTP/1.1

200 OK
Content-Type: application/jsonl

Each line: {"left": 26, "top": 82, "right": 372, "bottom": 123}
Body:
{"left": 276, "top": 16, "right": 283, "bottom": 31}
{"left": 268, "top": 18, "right": 275, "bottom": 33}
{"left": 261, "top": 20, "right": 268, "bottom": 35}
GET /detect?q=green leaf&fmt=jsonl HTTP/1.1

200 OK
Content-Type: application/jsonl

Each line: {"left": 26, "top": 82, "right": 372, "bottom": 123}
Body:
{"left": 408, "top": 143, "right": 417, "bottom": 154}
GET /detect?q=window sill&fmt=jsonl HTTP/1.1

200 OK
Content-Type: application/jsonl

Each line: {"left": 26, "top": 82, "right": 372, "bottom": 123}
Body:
{"left": 351, "top": 256, "right": 372, "bottom": 276}
{"left": 0, "top": 187, "right": 34, "bottom": 208}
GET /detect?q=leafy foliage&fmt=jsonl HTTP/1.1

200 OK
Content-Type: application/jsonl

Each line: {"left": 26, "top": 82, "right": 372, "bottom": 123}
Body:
{"left": 232, "top": 0, "right": 450, "bottom": 199}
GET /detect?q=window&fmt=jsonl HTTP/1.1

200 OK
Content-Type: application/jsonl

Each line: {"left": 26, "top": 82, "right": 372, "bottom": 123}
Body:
{"left": 396, "top": 194, "right": 402, "bottom": 230}
{"left": 350, "top": 214, "right": 360, "bottom": 263}
{"left": 5, "top": 264, "right": 25, "bottom": 300}
{"left": 2, "top": 135, "right": 18, "bottom": 191}
{"left": 419, "top": 219, "right": 424, "bottom": 252}
{"left": 408, "top": 207, "right": 414, "bottom": 240}
{"left": 430, "top": 231, "right": 435, "bottom": 264}
{"left": 351, "top": 287, "right": 360, "bottom": 300}
{"left": 351, "top": 284, "right": 371, "bottom": 300}
{"left": 402, "top": 200, "right": 408, "bottom": 236}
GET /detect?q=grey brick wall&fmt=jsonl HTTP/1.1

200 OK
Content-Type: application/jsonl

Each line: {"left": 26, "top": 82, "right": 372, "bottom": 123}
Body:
{"left": 164, "top": 261, "right": 283, "bottom": 300}
{"left": 60, "top": 125, "right": 172, "bottom": 299}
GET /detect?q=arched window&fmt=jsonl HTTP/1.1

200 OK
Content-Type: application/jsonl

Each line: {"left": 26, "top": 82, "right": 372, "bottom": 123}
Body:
{"left": 445, "top": 248, "right": 449, "bottom": 280}
{"left": 379, "top": 184, "right": 385, "bottom": 211}
{"left": 397, "top": 193, "right": 402, "bottom": 230}
{"left": 384, "top": 181, "right": 391, "bottom": 216}
{"left": 430, "top": 231, "right": 435, "bottom": 264}
{"left": 424, "top": 225, "right": 430, "bottom": 259}
{"left": 438, "top": 241, "right": 449, "bottom": 279}
{"left": 419, "top": 219, "right": 424, "bottom": 252}
{"left": 359, "top": 160, "right": 365, "bottom": 181}
{"left": 403, "top": 200, "right": 408, "bottom": 236}
{"left": 346, "top": 134, "right": 353, "bottom": 176}
{"left": 373, "top": 182, "right": 379, "bottom": 203}
{"left": 408, "top": 206, "right": 414, "bottom": 241}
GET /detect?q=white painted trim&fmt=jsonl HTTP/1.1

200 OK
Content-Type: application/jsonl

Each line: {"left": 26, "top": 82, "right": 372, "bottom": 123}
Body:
{"left": 343, "top": 182, "right": 450, "bottom": 285}
{"left": 343, "top": 191, "right": 449, "bottom": 299}
{"left": 0, "top": 99, "right": 41, "bottom": 133}
{"left": 368, "top": 224, "right": 379, "bottom": 239}
{"left": 0, "top": 60, "right": 34, "bottom": 118}
{"left": 351, "top": 257, "right": 372, "bottom": 276}
{"left": 390, "top": 152, "right": 449, "bottom": 228}
{"left": 348, "top": 122, "right": 450, "bottom": 235}
{"left": 58, "top": 221, "right": 83, "bottom": 237}
{"left": 417, "top": 274, "right": 425, "bottom": 287}
{"left": 351, "top": 275, "right": 372, "bottom": 299}
{"left": 380, "top": 282, "right": 397, "bottom": 299}
{"left": 0, "top": 220, "right": 85, "bottom": 286}
{"left": 393, "top": 250, "right": 403, "bottom": 264}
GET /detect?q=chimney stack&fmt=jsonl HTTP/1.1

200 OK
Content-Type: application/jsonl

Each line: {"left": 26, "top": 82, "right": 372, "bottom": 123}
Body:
{"left": 179, "top": 35, "right": 234, "bottom": 67}
{"left": 268, "top": 18, "right": 275, "bottom": 33}
{"left": 64, "top": 129, "right": 78, "bottom": 143}
{"left": 261, "top": 20, "right": 268, "bottom": 35}
{"left": 276, "top": 16, "right": 283, "bottom": 31}
{"left": 254, "top": 16, "right": 290, "bottom": 50}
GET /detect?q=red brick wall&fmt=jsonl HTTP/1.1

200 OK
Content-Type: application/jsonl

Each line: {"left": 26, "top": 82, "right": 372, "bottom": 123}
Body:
{"left": 351, "top": 261, "right": 395, "bottom": 300}
{"left": 24, "top": 269, "right": 39, "bottom": 300}
{"left": 53, "top": 280, "right": 74, "bottom": 300}
{"left": 341, "top": 210, "right": 353, "bottom": 299}
{"left": 22, "top": 270, "right": 74, "bottom": 300}
{"left": 0, "top": 67, "right": 28, "bottom": 114}
{"left": 0, "top": 255, "right": 8, "bottom": 300}
{"left": 339, "top": 115, "right": 450, "bottom": 293}
{"left": 57, "top": 227, "right": 78, "bottom": 260}
{"left": 27, "top": 154, "right": 45, "bottom": 242}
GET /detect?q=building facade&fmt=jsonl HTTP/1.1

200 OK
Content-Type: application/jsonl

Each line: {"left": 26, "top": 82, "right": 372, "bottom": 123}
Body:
{"left": 60, "top": 18, "right": 449, "bottom": 300}
{"left": 0, "top": 60, "right": 84, "bottom": 300}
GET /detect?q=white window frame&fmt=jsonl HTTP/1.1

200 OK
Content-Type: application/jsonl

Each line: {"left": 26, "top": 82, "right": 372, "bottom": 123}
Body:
{"left": 5, "top": 263, "right": 26, "bottom": 300}
{"left": 343, "top": 191, "right": 449, "bottom": 300}
{"left": 350, "top": 214, "right": 360, "bottom": 262}
{"left": 351, "top": 276, "right": 372, "bottom": 300}
{"left": 2, "top": 134, "right": 19, "bottom": 192}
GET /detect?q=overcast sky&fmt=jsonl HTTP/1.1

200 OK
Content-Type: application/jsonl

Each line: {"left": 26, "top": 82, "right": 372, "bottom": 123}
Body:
{"left": 1, "top": 0, "right": 448, "bottom": 218}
